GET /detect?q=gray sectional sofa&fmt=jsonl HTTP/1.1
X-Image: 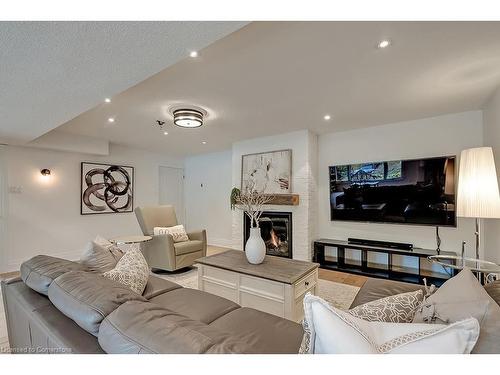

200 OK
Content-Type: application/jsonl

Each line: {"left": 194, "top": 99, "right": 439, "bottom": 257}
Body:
{"left": 3, "top": 254, "right": 500, "bottom": 354}
{"left": 1, "top": 255, "right": 303, "bottom": 354}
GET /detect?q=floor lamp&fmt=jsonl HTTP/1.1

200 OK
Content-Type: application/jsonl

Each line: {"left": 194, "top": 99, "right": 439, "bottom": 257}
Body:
{"left": 457, "top": 147, "right": 500, "bottom": 260}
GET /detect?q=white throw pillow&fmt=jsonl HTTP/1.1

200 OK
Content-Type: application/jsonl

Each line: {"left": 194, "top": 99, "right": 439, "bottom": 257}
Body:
{"left": 103, "top": 248, "right": 149, "bottom": 295}
{"left": 303, "top": 294, "right": 479, "bottom": 354}
{"left": 153, "top": 225, "right": 189, "bottom": 243}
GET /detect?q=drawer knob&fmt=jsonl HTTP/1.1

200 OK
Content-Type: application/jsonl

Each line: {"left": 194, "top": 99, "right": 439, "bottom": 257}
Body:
{"left": 305, "top": 281, "right": 309, "bottom": 287}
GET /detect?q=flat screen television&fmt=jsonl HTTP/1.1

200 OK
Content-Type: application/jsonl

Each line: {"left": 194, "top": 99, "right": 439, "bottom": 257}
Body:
{"left": 329, "top": 156, "right": 456, "bottom": 226}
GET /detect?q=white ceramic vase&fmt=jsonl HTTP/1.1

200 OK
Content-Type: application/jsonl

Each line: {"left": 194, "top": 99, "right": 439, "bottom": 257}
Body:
{"left": 245, "top": 227, "right": 266, "bottom": 264}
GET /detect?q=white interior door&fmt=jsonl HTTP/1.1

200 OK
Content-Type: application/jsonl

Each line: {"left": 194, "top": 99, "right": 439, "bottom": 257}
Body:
{"left": 159, "top": 166, "right": 185, "bottom": 224}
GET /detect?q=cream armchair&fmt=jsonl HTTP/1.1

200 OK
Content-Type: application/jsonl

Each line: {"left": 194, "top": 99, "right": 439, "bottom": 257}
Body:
{"left": 134, "top": 205, "right": 207, "bottom": 272}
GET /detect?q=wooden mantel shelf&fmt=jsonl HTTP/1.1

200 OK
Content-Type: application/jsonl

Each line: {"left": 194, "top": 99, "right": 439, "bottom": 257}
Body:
{"left": 264, "top": 194, "right": 299, "bottom": 206}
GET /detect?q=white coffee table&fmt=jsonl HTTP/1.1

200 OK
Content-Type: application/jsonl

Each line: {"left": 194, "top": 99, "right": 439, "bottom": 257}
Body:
{"left": 195, "top": 250, "right": 319, "bottom": 322}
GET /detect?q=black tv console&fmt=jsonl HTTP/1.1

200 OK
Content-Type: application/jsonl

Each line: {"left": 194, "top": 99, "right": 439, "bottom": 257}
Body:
{"left": 313, "top": 238, "right": 457, "bottom": 286}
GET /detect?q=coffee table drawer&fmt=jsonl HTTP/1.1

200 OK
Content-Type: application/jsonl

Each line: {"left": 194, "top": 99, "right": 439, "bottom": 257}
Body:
{"left": 294, "top": 271, "right": 318, "bottom": 299}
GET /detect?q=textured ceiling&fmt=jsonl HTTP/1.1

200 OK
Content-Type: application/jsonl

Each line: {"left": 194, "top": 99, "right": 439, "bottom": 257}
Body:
{"left": 0, "top": 21, "right": 247, "bottom": 144}
{"left": 56, "top": 22, "right": 500, "bottom": 157}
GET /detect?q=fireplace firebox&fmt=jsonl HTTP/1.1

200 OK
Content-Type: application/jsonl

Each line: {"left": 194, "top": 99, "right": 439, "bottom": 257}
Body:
{"left": 244, "top": 211, "right": 292, "bottom": 258}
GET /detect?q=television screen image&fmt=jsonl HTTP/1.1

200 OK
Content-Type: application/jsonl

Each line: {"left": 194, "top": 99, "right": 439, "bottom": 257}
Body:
{"left": 329, "top": 156, "right": 456, "bottom": 226}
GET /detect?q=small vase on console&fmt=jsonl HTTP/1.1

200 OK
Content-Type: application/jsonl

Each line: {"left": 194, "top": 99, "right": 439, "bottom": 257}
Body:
{"left": 245, "top": 227, "right": 266, "bottom": 264}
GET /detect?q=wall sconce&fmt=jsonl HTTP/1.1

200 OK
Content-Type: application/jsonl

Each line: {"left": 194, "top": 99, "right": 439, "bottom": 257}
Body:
{"left": 40, "top": 169, "right": 51, "bottom": 177}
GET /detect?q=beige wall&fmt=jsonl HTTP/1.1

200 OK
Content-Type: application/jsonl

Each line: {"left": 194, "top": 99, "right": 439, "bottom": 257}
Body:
{"left": 2, "top": 143, "right": 182, "bottom": 272}
{"left": 317, "top": 111, "right": 484, "bottom": 262}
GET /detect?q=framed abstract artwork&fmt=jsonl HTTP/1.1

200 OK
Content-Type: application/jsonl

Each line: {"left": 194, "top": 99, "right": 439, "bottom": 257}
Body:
{"left": 80, "top": 162, "right": 134, "bottom": 215}
{"left": 241, "top": 149, "right": 292, "bottom": 194}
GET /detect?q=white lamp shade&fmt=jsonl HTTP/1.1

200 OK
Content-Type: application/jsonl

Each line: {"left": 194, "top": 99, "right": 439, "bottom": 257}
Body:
{"left": 457, "top": 147, "right": 500, "bottom": 218}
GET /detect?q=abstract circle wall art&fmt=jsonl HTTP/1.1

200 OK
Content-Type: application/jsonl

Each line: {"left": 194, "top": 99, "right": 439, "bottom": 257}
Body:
{"left": 80, "top": 162, "right": 134, "bottom": 215}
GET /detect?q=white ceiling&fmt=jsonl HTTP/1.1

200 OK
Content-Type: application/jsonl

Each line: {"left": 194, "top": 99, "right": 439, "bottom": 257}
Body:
{"left": 30, "top": 22, "right": 500, "bottom": 155}
{"left": 0, "top": 21, "right": 247, "bottom": 144}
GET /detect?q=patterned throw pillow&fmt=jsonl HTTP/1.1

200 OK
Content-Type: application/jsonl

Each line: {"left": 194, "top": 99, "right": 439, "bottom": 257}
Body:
{"left": 103, "top": 248, "right": 149, "bottom": 295}
{"left": 348, "top": 290, "right": 424, "bottom": 323}
{"left": 153, "top": 225, "right": 189, "bottom": 243}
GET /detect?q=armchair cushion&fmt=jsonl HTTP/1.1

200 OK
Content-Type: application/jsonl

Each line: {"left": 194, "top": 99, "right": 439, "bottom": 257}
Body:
{"left": 174, "top": 240, "right": 204, "bottom": 256}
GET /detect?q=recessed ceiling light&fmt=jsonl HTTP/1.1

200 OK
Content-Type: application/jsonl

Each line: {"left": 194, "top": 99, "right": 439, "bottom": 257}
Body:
{"left": 107, "top": 117, "right": 115, "bottom": 123}
{"left": 202, "top": 141, "right": 207, "bottom": 145}
{"left": 377, "top": 39, "right": 391, "bottom": 49}
{"left": 104, "top": 98, "right": 111, "bottom": 103}
{"left": 324, "top": 115, "right": 331, "bottom": 121}
{"left": 189, "top": 51, "right": 198, "bottom": 58}
{"left": 163, "top": 131, "right": 169, "bottom": 135}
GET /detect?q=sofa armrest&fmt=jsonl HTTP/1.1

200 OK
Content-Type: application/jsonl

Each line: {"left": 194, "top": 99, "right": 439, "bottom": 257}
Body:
{"left": 187, "top": 230, "right": 207, "bottom": 257}
{"left": 143, "top": 234, "right": 176, "bottom": 270}
{"left": 187, "top": 230, "right": 206, "bottom": 243}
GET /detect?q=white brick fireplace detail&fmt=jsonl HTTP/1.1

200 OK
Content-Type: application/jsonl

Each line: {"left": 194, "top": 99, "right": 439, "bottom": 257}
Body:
{"left": 231, "top": 130, "right": 318, "bottom": 261}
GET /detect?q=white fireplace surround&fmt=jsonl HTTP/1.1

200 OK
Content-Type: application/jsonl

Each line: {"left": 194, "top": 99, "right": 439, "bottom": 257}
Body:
{"left": 231, "top": 130, "right": 318, "bottom": 261}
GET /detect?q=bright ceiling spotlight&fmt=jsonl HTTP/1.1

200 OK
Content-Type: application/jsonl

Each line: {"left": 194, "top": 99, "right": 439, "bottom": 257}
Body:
{"left": 377, "top": 39, "right": 391, "bottom": 49}
{"left": 190, "top": 51, "right": 198, "bottom": 58}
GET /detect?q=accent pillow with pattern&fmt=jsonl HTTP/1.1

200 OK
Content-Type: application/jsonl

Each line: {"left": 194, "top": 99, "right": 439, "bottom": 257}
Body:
{"left": 153, "top": 224, "right": 189, "bottom": 243}
{"left": 348, "top": 290, "right": 424, "bottom": 323}
{"left": 103, "top": 248, "right": 149, "bottom": 295}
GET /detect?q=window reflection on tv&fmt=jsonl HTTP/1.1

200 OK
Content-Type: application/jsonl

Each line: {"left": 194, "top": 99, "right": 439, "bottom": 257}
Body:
{"left": 329, "top": 156, "right": 456, "bottom": 226}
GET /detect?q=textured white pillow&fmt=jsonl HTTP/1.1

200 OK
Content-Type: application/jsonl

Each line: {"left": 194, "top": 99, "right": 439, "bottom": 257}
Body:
{"left": 303, "top": 294, "right": 480, "bottom": 354}
{"left": 153, "top": 225, "right": 189, "bottom": 243}
{"left": 103, "top": 248, "right": 149, "bottom": 295}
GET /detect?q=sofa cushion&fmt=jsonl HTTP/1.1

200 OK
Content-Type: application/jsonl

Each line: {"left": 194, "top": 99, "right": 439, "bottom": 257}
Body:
{"left": 98, "top": 301, "right": 252, "bottom": 354}
{"left": 173, "top": 240, "right": 203, "bottom": 256}
{"left": 154, "top": 225, "right": 189, "bottom": 243}
{"left": 303, "top": 294, "right": 479, "bottom": 354}
{"left": 210, "top": 307, "right": 304, "bottom": 354}
{"left": 413, "top": 268, "right": 500, "bottom": 354}
{"left": 80, "top": 239, "right": 123, "bottom": 273}
{"left": 48, "top": 271, "right": 146, "bottom": 336}
{"left": 150, "top": 288, "right": 239, "bottom": 324}
{"left": 103, "top": 248, "right": 149, "bottom": 294}
{"left": 350, "top": 277, "right": 425, "bottom": 308}
{"left": 20, "top": 255, "right": 87, "bottom": 295}
{"left": 142, "top": 275, "right": 182, "bottom": 300}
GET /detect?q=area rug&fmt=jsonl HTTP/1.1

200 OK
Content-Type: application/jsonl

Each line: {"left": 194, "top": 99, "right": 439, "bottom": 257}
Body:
{"left": 154, "top": 267, "right": 360, "bottom": 310}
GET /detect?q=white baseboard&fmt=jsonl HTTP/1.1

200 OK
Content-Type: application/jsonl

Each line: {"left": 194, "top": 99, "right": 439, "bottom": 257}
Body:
{"left": 208, "top": 237, "right": 233, "bottom": 249}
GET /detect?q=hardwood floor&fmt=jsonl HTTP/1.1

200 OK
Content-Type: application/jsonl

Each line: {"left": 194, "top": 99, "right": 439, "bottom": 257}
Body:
{"left": 0, "top": 246, "right": 368, "bottom": 288}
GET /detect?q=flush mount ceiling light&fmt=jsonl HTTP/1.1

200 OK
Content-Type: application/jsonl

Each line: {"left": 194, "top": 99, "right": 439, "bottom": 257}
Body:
{"left": 324, "top": 114, "right": 331, "bottom": 121}
{"left": 104, "top": 98, "right": 111, "bottom": 103}
{"left": 107, "top": 117, "right": 115, "bottom": 123}
{"left": 377, "top": 39, "right": 392, "bottom": 49}
{"left": 173, "top": 108, "right": 204, "bottom": 128}
{"left": 189, "top": 51, "right": 198, "bottom": 58}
